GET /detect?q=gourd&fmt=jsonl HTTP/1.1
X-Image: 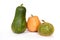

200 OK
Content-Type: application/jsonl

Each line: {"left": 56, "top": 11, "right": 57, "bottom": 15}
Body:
{"left": 27, "top": 15, "right": 41, "bottom": 32}
{"left": 38, "top": 20, "right": 54, "bottom": 36}
{"left": 11, "top": 4, "right": 26, "bottom": 34}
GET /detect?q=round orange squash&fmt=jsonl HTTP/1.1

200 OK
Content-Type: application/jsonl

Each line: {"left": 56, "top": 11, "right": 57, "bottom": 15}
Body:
{"left": 27, "top": 15, "right": 41, "bottom": 32}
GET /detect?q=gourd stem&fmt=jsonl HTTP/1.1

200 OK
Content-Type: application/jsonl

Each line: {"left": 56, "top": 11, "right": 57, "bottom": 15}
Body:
{"left": 42, "top": 20, "right": 46, "bottom": 23}
{"left": 20, "top": 4, "right": 23, "bottom": 6}
{"left": 31, "top": 14, "right": 33, "bottom": 17}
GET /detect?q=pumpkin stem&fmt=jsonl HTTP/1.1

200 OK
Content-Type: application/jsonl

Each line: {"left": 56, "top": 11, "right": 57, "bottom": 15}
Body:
{"left": 31, "top": 14, "right": 33, "bottom": 17}
{"left": 42, "top": 20, "right": 46, "bottom": 23}
{"left": 20, "top": 4, "right": 23, "bottom": 6}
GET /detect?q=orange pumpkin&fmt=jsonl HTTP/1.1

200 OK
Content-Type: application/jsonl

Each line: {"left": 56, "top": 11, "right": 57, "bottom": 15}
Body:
{"left": 27, "top": 15, "right": 41, "bottom": 32}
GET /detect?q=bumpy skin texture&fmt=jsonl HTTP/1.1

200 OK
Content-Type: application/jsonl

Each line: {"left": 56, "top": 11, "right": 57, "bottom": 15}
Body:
{"left": 11, "top": 4, "right": 26, "bottom": 34}
{"left": 27, "top": 16, "right": 41, "bottom": 32}
{"left": 38, "top": 22, "right": 54, "bottom": 36}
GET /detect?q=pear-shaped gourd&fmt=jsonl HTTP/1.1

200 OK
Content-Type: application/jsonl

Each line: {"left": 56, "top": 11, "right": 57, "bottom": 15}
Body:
{"left": 11, "top": 4, "right": 26, "bottom": 34}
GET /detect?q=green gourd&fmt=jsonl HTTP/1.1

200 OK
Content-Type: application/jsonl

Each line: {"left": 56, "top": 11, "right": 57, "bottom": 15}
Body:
{"left": 11, "top": 4, "right": 26, "bottom": 34}
{"left": 38, "top": 20, "right": 54, "bottom": 36}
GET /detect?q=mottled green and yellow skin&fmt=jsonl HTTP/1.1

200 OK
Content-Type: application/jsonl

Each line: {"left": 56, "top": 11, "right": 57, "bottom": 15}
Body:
{"left": 11, "top": 4, "right": 26, "bottom": 34}
{"left": 38, "top": 20, "right": 54, "bottom": 36}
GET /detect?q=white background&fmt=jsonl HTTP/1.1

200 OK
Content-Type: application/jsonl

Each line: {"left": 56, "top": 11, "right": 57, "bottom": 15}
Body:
{"left": 0, "top": 0, "right": 60, "bottom": 40}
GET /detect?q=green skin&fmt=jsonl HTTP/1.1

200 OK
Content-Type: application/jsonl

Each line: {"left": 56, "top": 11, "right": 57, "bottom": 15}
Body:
{"left": 11, "top": 4, "right": 26, "bottom": 34}
{"left": 38, "top": 20, "right": 54, "bottom": 36}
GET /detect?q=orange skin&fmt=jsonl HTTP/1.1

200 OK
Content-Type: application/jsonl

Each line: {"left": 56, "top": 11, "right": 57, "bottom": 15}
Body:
{"left": 27, "top": 15, "right": 41, "bottom": 32}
